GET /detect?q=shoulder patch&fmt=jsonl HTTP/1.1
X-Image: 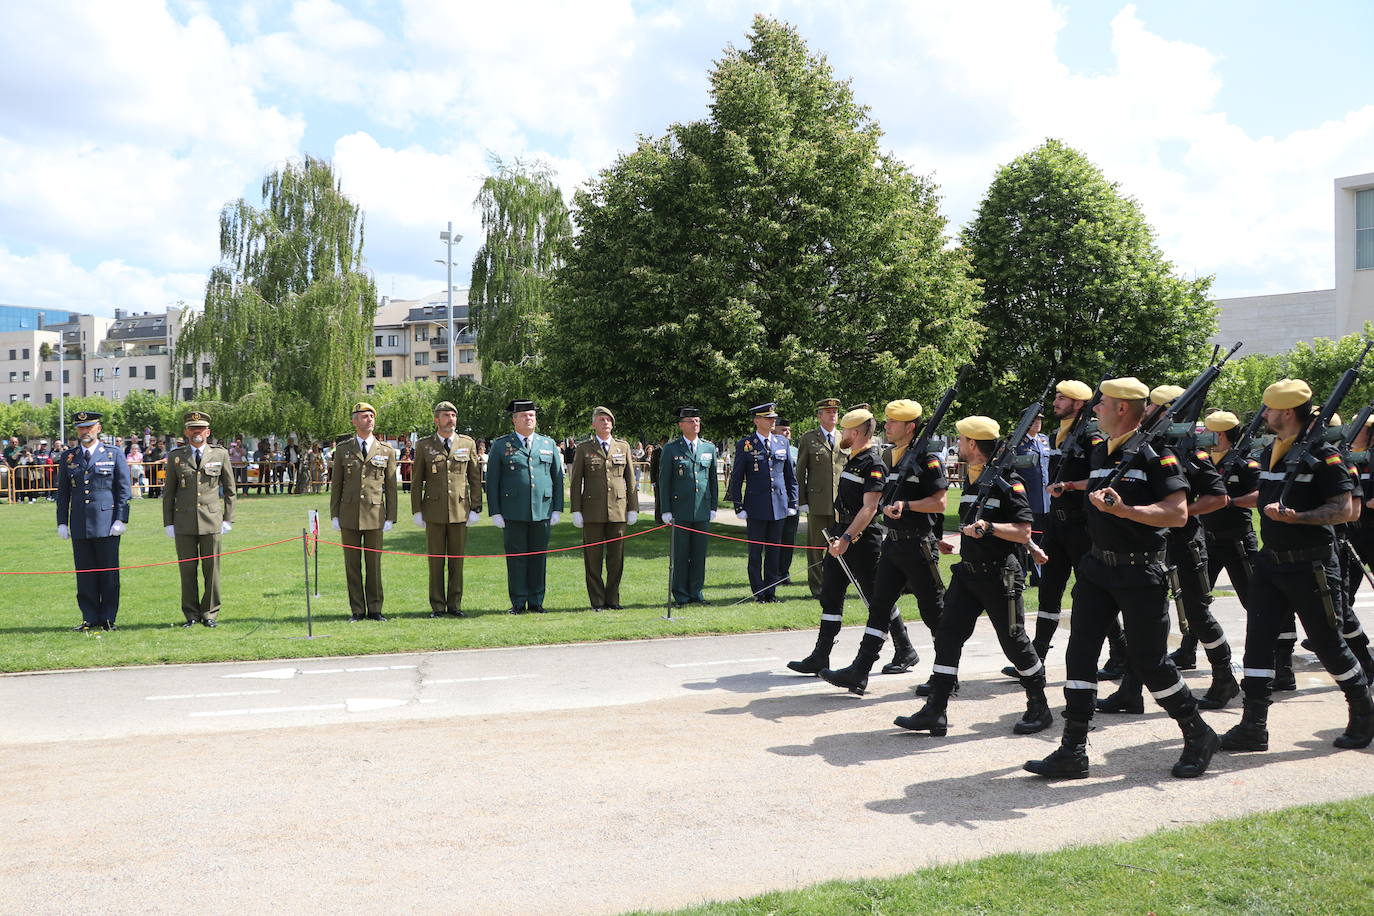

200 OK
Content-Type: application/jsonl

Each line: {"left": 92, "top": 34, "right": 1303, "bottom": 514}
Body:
{"left": 1246, "top": 459, "right": 1260, "bottom": 468}
{"left": 869, "top": 468, "right": 885, "bottom": 479}
{"left": 926, "top": 458, "right": 941, "bottom": 470}
{"left": 1196, "top": 450, "right": 1209, "bottom": 461}
{"left": 1326, "top": 453, "right": 1344, "bottom": 466}
{"left": 1159, "top": 454, "right": 1179, "bottom": 467}
{"left": 1011, "top": 481, "right": 1026, "bottom": 493}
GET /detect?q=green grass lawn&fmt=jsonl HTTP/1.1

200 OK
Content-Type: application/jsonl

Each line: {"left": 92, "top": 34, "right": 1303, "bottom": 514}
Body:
{"left": 0, "top": 490, "right": 1016, "bottom": 672}
{"left": 634, "top": 795, "right": 1374, "bottom": 915}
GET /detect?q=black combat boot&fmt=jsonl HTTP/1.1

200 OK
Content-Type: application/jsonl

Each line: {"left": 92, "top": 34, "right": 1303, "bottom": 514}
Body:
{"left": 1097, "top": 629, "right": 1128, "bottom": 680}
{"left": 1023, "top": 719, "right": 1090, "bottom": 779}
{"left": 1169, "top": 634, "right": 1198, "bottom": 670}
{"left": 1333, "top": 690, "right": 1374, "bottom": 750}
{"left": 1096, "top": 672, "right": 1144, "bottom": 714}
{"left": 914, "top": 677, "right": 958, "bottom": 698}
{"left": 1014, "top": 680, "right": 1054, "bottom": 735}
{"left": 1272, "top": 639, "right": 1297, "bottom": 692}
{"left": 1172, "top": 712, "right": 1220, "bottom": 778}
{"left": 881, "top": 615, "right": 919, "bottom": 674}
{"left": 1197, "top": 665, "right": 1240, "bottom": 710}
{"left": 819, "top": 633, "right": 884, "bottom": 696}
{"left": 787, "top": 618, "right": 841, "bottom": 675}
{"left": 1220, "top": 699, "right": 1269, "bottom": 751}
{"left": 893, "top": 681, "right": 951, "bottom": 736}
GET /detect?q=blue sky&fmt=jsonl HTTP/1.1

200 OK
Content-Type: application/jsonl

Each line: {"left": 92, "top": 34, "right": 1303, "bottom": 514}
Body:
{"left": 1, "top": 0, "right": 1370, "bottom": 315}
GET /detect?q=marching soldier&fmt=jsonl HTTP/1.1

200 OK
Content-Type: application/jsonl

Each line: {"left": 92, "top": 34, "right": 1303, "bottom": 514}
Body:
{"left": 796, "top": 398, "right": 845, "bottom": 598}
{"left": 486, "top": 399, "right": 564, "bottom": 614}
{"left": 1222, "top": 379, "right": 1374, "bottom": 753}
{"left": 410, "top": 400, "right": 481, "bottom": 618}
{"left": 570, "top": 406, "right": 639, "bottom": 610}
{"left": 890, "top": 416, "right": 1052, "bottom": 735}
{"left": 55, "top": 411, "right": 130, "bottom": 631}
{"left": 329, "top": 402, "right": 398, "bottom": 621}
{"left": 1339, "top": 416, "right": 1374, "bottom": 681}
{"left": 162, "top": 410, "right": 235, "bottom": 627}
{"left": 658, "top": 407, "right": 719, "bottom": 606}
{"left": 726, "top": 402, "right": 798, "bottom": 602}
{"left": 1024, "top": 377, "right": 1219, "bottom": 781}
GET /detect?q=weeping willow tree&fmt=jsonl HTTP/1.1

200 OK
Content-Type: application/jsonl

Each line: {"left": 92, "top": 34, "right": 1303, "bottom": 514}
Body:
{"left": 177, "top": 156, "right": 378, "bottom": 437}
{"left": 468, "top": 157, "right": 571, "bottom": 377}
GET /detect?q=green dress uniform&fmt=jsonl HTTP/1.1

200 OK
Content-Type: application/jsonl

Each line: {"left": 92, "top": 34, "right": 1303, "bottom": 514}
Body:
{"left": 411, "top": 430, "right": 482, "bottom": 616}
{"left": 570, "top": 434, "right": 639, "bottom": 608}
{"left": 796, "top": 424, "right": 844, "bottom": 597}
{"left": 657, "top": 432, "right": 719, "bottom": 605}
{"left": 162, "top": 439, "right": 235, "bottom": 625}
{"left": 329, "top": 435, "right": 399, "bottom": 620}
{"left": 486, "top": 430, "right": 564, "bottom": 612}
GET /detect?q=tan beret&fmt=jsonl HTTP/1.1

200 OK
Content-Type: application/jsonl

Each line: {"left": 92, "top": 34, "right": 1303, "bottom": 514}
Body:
{"left": 884, "top": 399, "right": 923, "bottom": 422}
{"left": 1262, "top": 379, "right": 1313, "bottom": 410}
{"left": 1056, "top": 380, "right": 1093, "bottom": 401}
{"left": 432, "top": 400, "right": 457, "bottom": 414}
{"left": 1150, "top": 384, "right": 1186, "bottom": 406}
{"left": 1100, "top": 377, "right": 1149, "bottom": 400}
{"left": 1202, "top": 410, "right": 1240, "bottom": 432}
{"left": 1330, "top": 413, "right": 1342, "bottom": 427}
{"left": 351, "top": 401, "right": 376, "bottom": 416}
{"left": 839, "top": 408, "right": 874, "bottom": 430}
{"left": 592, "top": 405, "right": 615, "bottom": 421}
{"left": 955, "top": 416, "right": 1000, "bottom": 441}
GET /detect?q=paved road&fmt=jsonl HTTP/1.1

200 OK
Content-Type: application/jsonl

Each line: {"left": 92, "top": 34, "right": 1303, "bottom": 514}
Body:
{"left": 3, "top": 592, "right": 1374, "bottom": 915}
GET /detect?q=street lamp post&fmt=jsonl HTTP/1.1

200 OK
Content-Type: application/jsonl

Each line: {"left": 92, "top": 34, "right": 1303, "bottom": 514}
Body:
{"left": 437, "top": 222, "right": 463, "bottom": 379}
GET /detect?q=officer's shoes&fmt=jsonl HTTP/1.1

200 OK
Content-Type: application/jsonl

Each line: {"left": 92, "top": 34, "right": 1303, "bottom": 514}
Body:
{"left": 447, "top": 610, "right": 467, "bottom": 618}
{"left": 893, "top": 704, "right": 948, "bottom": 736}
{"left": 881, "top": 646, "right": 919, "bottom": 675}
{"left": 1169, "top": 646, "right": 1197, "bottom": 670}
{"left": 530, "top": 606, "right": 545, "bottom": 614}
{"left": 71, "top": 623, "right": 92, "bottom": 632}
{"left": 1095, "top": 689, "right": 1144, "bottom": 715}
{"left": 818, "top": 665, "right": 870, "bottom": 696}
{"left": 1334, "top": 693, "right": 1374, "bottom": 749}
{"left": 180, "top": 621, "right": 198, "bottom": 628}
{"left": 1096, "top": 657, "right": 1128, "bottom": 680}
{"left": 1023, "top": 744, "right": 1089, "bottom": 779}
{"left": 786, "top": 654, "right": 829, "bottom": 676}
{"left": 1220, "top": 722, "right": 1268, "bottom": 752}
{"left": 429, "top": 610, "right": 447, "bottom": 618}
{"left": 1013, "top": 700, "right": 1054, "bottom": 735}
{"left": 1272, "top": 668, "right": 1298, "bottom": 692}
{"left": 367, "top": 615, "right": 387, "bottom": 622}
{"left": 203, "top": 620, "right": 217, "bottom": 628}
{"left": 101, "top": 623, "right": 118, "bottom": 631}
{"left": 508, "top": 608, "right": 525, "bottom": 615}
{"left": 608, "top": 604, "right": 625, "bottom": 610}
{"left": 914, "top": 678, "right": 958, "bottom": 698}
{"left": 1196, "top": 672, "right": 1240, "bottom": 710}
{"left": 1172, "top": 714, "right": 1220, "bottom": 778}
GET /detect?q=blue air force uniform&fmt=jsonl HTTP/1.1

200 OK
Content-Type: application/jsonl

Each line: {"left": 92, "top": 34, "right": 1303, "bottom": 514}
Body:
{"left": 55, "top": 412, "right": 130, "bottom": 629}
{"left": 657, "top": 407, "right": 720, "bottom": 605}
{"left": 485, "top": 400, "right": 564, "bottom": 613}
{"left": 725, "top": 403, "right": 798, "bottom": 601}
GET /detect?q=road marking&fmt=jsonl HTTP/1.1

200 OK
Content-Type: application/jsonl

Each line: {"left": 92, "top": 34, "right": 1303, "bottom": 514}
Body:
{"left": 189, "top": 697, "right": 407, "bottom": 718}
{"left": 222, "top": 667, "right": 298, "bottom": 680}
{"left": 422, "top": 674, "right": 539, "bottom": 685}
{"left": 147, "top": 689, "right": 281, "bottom": 701}
{"left": 664, "top": 657, "right": 780, "bottom": 668}
{"left": 222, "top": 664, "right": 418, "bottom": 680}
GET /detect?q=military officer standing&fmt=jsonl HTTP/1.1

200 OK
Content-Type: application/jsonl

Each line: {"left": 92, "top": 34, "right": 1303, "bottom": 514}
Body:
{"left": 162, "top": 410, "right": 235, "bottom": 627}
{"left": 410, "top": 400, "right": 481, "bottom": 618}
{"left": 726, "top": 402, "right": 798, "bottom": 602}
{"left": 658, "top": 407, "right": 719, "bottom": 606}
{"left": 329, "top": 402, "right": 398, "bottom": 621}
{"left": 796, "top": 398, "right": 845, "bottom": 598}
{"left": 570, "top": 406, "right": 639, "bottom": 610}
{"left": 55, "top": 411, "right": 130, "bottom": 631}
{"left": 486, "top": 399, "right": 564, "bottom": 614}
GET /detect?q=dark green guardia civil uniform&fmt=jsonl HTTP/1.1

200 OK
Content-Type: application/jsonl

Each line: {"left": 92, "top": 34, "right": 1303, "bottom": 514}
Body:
{"left": 657, "top": 407, "right": 719, "bottom": 606}
{"left": 486, "top": 400, "right": 564, "bottom": 613}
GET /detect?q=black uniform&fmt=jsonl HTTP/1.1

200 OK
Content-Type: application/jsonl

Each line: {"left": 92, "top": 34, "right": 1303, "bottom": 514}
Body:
{"left": 814, "top": 446, "right": 886, "bottom": 627}
{"left": 1202, "top": 449, "right": 1262, "bottom": 604}
{"left": 1328, "top": 458, "right": 1374, "bottom": 678}
{"left": 1343, "top": 453, "right": 1374, "bottom": 656}
{"left": 1035, "top": 422, "right": 1103, "bottom": 655}
{"left": 868, "top": 447, "right": 948, "bottom": 634}
{"left": 1166, "top": 448, "right": 1232, "bottom": 663}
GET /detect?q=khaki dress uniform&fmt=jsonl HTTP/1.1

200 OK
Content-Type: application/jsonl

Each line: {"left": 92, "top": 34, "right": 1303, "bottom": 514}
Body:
{"left": 796, "top": 423, "right": 844, "bottom": 597}
{"left": 411, "top": 432, "right": 482, "bottom": 616}
{"left": 163, "top": 441, "right": 235, "bottom": 625}
{"left": 570, "top": 435, "right": 640, "bottom": 608}
{"left": 330, "top": 436, "right": 398, "bottom": 619}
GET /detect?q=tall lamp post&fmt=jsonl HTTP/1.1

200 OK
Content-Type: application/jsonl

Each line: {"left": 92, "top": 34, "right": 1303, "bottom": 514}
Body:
{"left": 437, "top": 222, "right": 464, "bottom": 379}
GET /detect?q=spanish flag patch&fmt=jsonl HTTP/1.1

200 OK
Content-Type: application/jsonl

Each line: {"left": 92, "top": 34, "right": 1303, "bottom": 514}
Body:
{"left": 1159, "top": 454, "right": 1179, "bottom": 467}
{"left": 869, "top": 468, "right": 885, "bottom": 479}
{"left": 926, "top": 458, "right": 941, "bottom": 470}
{"left": 1246, "top": 459, "right": 1260, "bottom": 469}
{"left": 1011, "top": 482, "right": 1026, "bottom": 493}
{"left": 1325, "top": 453, "right": 1343, "bottom": 466}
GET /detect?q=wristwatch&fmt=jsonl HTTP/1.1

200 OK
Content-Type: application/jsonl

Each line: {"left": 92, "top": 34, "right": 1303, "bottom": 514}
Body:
{"left": 840, "top": 532, "right": 853, "bottom": 543}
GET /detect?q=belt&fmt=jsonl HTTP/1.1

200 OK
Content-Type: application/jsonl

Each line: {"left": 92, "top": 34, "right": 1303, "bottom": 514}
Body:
{"left": 1205, "top": 525, "right": 1252, "bottom": 542}
{"left": 1052, "top": 507, "right": 1085, "bottom": 522}
{"left": 1090, "top": 546, "right": 1167, "bottom": 567}
{"left": 957, "top": 558, "right": 1019, "bottom": 576}
{"left": 885, "top": 528, "right": 934, "bottom": 542}
{"left": 1259, "top": 546, "right": 1332, "bottom": 565}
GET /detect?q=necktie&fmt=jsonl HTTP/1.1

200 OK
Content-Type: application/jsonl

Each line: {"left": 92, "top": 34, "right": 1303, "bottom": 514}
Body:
{"left": 601, "top": 440, "right": 609, "bottom": 455}
{"left": 825, "top": 431, "right": 833, "bottom": 448}
{"left": 360, "top": 438, "right": 368, "bottom": 457}
{"left": 194, "top": 448, "right": 202, "bottom": 468}
{"left": 443, "top": 438, "right": 451, "bottom": 453}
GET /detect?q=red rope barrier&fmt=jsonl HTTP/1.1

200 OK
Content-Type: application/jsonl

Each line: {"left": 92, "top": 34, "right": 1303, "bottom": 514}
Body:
{"left": 676, "top": 524, "right": 827, "bottom": 550}
{"left": 312, "top": 523, "right": 671, "bottom": 558}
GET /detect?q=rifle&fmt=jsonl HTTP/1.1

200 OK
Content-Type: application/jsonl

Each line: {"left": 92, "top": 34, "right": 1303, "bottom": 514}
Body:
{"left": 1214, "top": 402, "right": 1267, "bottom": 478}
{"left": 1278, "top": 339, "right": 1374, "bottom": 508}
{"left": 1049, "top": 371, "right": 1111, "bottom": 486}
{"left": 1338, "top": 397, "right": 1374, "bottom": 456}
{"left": 967, "top": 376, "right": 1055, "bottom": 525}
{"left": 879, "top": 365, "right": 968, "bottom": 510}
{"left": 1101, "top": 342, "right": 1242, "bottom": 505}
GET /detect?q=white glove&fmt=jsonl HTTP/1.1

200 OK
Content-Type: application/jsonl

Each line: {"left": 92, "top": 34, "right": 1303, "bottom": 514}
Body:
{"left": 572, "top": 511, "right": 584, "bottom": 529}
{"left": 626, "top": 511, "right": 638, "bottom": 526}
{"left": 165, "top": 525, "right": 176, "bottom": 539}
{"left": 787, "top": 507, "right": 797, "bottom": 516}
{"left": 662, "top": 512, "right": 674, "bottom": 524}
{"left": 550, "top": 511, "right": 561, "bottom": 526}
{"left": 331, "top": 517, "right": 340, "bottom": 531}
{"left": 799, "top": 505, "right": 809, "bottom": 515}
{"left": 413, "top": 512, "right": 424, "bottom": 527}
{"left": 492, "top": 514, "right": 505, "bottom": 529}
{"left": 57, "top": 524, "right": 70, "bottom": 540}
{"left": 467, "top": 510, "right": 480, "bottom": 526}
{"left": 709, "top": 510, "right": 717, "bottom": 522}
{"left": 383, "top": 520, "right": 393, "bottom": 532}
{"left": 110, "top": 520, "right": 126, "bottom": 535}
{"left": 220, "top": 521, "right": 232, "bottom": 534}
{"left": 735, "top": 509, "right": 747, "bottom": 519}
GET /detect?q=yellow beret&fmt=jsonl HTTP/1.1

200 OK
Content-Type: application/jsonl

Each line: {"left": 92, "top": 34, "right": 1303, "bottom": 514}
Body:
{"left": 884, "top": 399, "right": 923, "bottom": 422}
{"left": 1100, "top": 377, "right": 1149, "bottom": 400}
{"left": 1056, "top": 380, "right": 1093, "bottom": 401}
{"left": 1202, "top": 410, "right": 1239, "bottom": 432}
{"left": 1149, "top": 384, "right": 1186, "bottom": 406}
{"left": 839, "top": 408, "right": 873, "bottom": 430}
{"left": 592, "top": 405, "right": 615, "bottom": 421}
{"left": 955, "top": 416, "right": 1000, "bottom": 441}
{"left": 1329, "top": 413, "right": 1342, "bottom": 427}
{"left": 351, "top": 401, "right": 376, "bottom": 415}
{"left": 1262, "top": 379, "right": 1312, "bottom": 410}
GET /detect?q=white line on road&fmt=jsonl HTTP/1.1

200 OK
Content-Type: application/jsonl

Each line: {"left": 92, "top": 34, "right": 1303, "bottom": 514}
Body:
{"left": 189, "top": 697, "right": 408, "bottom": 718}
{"left": 663, "top": 657, "right": 781, "bottom": 668}
{"left": 147, "top": 690, "right": 281, "bottom": 701}
{"left": 422, "top": 674, "right": 540, "bottom": 685}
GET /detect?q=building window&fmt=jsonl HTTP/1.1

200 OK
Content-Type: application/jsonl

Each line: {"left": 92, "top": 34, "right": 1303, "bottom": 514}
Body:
{"left": 6, "top": 371, "right": 13, "bottom": 382}
{"left": 366, "top": 384, "right": 374, "bottom": 393}
{"left": 375, "top": 334, "right": 383, "bottom": 348}
{"left": 387, "top": 334, "right": 399, "bottom": 347}
{"left": 147, "top": 387, "right": 156, "bottom": 394}
{"left": 414, "top": 352, "right": 429, "bottom": 366}
{"left": 112, "top": 366, "right": 121, "bottom": 377}
{"left": 202, "top": 362, "right": 211, "bottom": 375}
{"left": 381, "top": 360, "right": 393, "bottom": 378}
{"left": 95, "top": 390, "right": 103, "bottom": 398}
{"left": 183, "top": 362, "right": 193, "bottom": 376}
{"left": 6, "top": 349, "right": 13, "bottom": 360}
{"left": 94, "top": 368, "right": 104, "bottom": 381}
{"left": 414, "top": 327, "right": 428, "bottom": 341}
{"left": 146, "top": 365, "right": 155, "bottom": 379}
{"left": 7, "top": 394, "right": 14, "bottom": 403}
{"left": 460, "top": 372, "right": 474, "bottom": 380}
{"left": 183, "top": 387, "right": 194, "bottom": 399}
{"left": 1358, "top": 188, "right": 1374, "bottom": 270}
{"left": 459, "top": 348, "right": 475, "bottom": 364}
{"left": 45, "top": 393, "right": 52, "bottom": 404}
{"left": 366, "top": 360, "right": 376, "bottom": 378}
{"left": 22, "top": 393, "right": 31, "bottom": 401}
{"left": 435, "top": 350, "right": 448, "bottom": 364}
{"left": 21, "top": 371, "right": 30, "bottom": 382}
{"left": 62, "top": 369, "right": 69, "bottom": 383}
{"left": 45, "top": 370, "right": 52, "bottom": 381}
{"left": 21, "top": 348, "right": 29, "bottom": 359}
{"left": 129, "top": 365, "right": 138, "bottom": 378}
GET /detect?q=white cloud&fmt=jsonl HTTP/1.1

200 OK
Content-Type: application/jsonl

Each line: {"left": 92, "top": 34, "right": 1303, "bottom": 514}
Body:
{"left": 0, "top": 246, "right": 206, "bottom": 314}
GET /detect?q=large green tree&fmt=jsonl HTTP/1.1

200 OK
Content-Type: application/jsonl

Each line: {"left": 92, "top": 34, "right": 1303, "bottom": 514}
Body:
{"left": 176, "top": 156, "right": 378, "bottom": 438}
{"left": 468, "top": 157, "right": 571, "bottom": 379}
{"left": 962, "top": 139, "right": 1217, "bottom": 420}
{"left": 542, "top": 16, "right": 982, "bottom": 433}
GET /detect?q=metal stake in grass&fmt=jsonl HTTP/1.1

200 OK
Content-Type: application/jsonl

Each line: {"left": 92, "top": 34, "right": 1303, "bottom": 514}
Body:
{"left": 288, "top": 527, "right": 331, "bottom": 641}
